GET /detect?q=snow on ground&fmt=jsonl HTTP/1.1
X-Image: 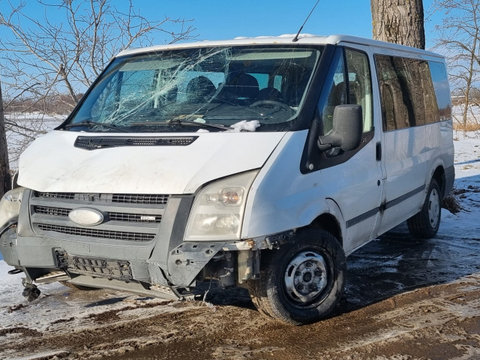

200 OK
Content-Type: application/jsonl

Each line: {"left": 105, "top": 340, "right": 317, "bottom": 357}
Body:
{"left": 441, "top": 130, "right": 480, "bottom": 240}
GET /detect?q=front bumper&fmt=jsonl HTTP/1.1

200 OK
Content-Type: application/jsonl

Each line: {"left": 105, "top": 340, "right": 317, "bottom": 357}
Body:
{"left": 0, "top": 189, "right": 261, "bottom": 294}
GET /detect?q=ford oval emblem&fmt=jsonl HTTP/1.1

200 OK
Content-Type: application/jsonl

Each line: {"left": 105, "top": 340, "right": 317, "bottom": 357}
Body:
{"left": 68, "top": 208, "right": 104, "bottom": 227}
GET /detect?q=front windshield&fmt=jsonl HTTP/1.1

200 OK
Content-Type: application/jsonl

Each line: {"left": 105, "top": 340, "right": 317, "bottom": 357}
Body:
{"left": 65, "top": 46, "right": 321, "bottom": 132}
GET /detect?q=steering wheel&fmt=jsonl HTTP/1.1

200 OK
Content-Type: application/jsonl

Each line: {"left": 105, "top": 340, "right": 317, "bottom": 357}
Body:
{"left": 250, "top": 100, "right": 292, "bottom": 113}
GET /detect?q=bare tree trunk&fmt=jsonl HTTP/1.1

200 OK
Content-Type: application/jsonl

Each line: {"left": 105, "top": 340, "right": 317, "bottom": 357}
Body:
{"left": 0, "top": 81, "right": 11, "bottom": 196}
{"left": 462, "top": 46, "right": 475, "bottom": 135}
{"left": 371, "top": 0, "right": 425, "bottom": 49}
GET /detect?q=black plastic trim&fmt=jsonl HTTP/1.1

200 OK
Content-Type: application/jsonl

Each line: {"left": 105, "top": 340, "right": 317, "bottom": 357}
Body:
{"left": 75, "top": 136, "right": 198, "bottom": 150}
{"left": 169, "top": 196, "right": 195, "bottom": 253}
{"left": 384, "top": 185, "right": 425, "bottom": 211}
{"left": 345, "top": 184, "right": 426, "bottom": 229}
{"left": 346, "top": 207, "right": 379, "bottom": 228}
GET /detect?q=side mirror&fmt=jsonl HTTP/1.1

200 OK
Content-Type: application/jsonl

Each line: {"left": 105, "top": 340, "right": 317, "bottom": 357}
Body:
{"left": 317, "top": 104, "right": 363, "bottom": 152}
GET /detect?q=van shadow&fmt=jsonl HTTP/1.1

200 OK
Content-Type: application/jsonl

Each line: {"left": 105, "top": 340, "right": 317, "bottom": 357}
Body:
{"left": 342, "top": 222, "right": 480, "bottom": 313}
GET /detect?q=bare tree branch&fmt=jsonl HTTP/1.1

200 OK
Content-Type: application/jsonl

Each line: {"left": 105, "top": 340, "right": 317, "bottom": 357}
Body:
{"left": 0, "top": 0, "right": 196, "bottom": 167}
{"left": 432, "top": 0, "right": 480, "bottom": 134}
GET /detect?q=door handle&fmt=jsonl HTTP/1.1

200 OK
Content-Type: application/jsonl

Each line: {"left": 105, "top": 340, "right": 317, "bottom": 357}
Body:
{"left": 376, "top": 142, "right": 382, "bottom": 161}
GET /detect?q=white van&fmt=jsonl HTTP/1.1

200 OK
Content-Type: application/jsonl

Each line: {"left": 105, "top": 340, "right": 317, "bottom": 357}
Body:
{"left": 0, "top": 35, "right": 454, "bottom": 324}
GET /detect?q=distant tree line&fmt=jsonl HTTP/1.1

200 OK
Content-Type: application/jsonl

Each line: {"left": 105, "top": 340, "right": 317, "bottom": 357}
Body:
{"left": 4, "top": 94, "right": 81, "bottom": 115}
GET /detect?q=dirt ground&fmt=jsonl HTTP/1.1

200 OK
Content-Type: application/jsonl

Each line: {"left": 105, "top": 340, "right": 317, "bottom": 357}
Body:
{"left": 2, "top": 224, "right": 480, "bottom": 360}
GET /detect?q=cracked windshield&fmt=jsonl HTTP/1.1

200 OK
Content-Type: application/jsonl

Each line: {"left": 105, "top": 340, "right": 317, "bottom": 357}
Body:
{"left": 65, "top": 46, "right": 321, "bottom": 132}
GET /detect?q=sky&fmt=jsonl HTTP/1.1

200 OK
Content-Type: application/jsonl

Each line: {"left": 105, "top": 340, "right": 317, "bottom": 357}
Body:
{"left": 0, "top": 0, "right": 444, "bottom": 50}
{"left": 132, "top": 0, "right": 442, "bottom": 49}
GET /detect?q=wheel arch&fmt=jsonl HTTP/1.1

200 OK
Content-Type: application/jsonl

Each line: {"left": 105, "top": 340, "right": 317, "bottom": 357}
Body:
{"left": 431, "top": 165, "right": 446, "bottom": 198}
{"left": 307, "top": 212, "right": 343, "bottom": 248}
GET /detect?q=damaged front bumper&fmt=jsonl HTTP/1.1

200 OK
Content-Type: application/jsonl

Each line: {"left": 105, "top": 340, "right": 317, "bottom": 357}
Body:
{"left": 0, "top": 188, "right": 267, "bottom": 299}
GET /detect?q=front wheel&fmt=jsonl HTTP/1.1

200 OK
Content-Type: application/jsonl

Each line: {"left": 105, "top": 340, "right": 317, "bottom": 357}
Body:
{"left": 247, "top": 229, "right": 345, "bottom": 325}
{"left": 407, "top": 179, "right": 442, "bottom": 238}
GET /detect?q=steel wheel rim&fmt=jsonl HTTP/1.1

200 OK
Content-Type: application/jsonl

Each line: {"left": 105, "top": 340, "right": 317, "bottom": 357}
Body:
{"left": 284, "top": 251, "right": 328, "bottom": 304}
{"left": 428, "top": 187, "right": 440, "bottom": 229}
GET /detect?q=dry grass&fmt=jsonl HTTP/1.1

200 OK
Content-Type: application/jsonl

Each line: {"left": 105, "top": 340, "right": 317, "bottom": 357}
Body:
{"left": 453, "top": 122, "right": 480, "bottom": 131}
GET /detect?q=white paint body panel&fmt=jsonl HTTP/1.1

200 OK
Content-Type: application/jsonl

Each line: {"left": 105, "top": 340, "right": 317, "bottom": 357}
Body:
{"left": 18, "top": 131, "right": 285, "bottom": 194}
{"left": 243, "top": 130, "right": 383, "bottom": 256}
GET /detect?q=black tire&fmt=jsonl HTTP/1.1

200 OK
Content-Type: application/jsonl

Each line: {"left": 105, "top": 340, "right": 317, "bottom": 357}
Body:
{"left": 247, "top": 229, "right": 346, "bottom": 325}
{"left": 407, "top": 179, "right": 442, "bottom": 238}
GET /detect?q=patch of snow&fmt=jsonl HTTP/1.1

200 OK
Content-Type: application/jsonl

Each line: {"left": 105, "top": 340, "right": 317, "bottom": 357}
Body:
{"left": 440, "top": 130, "right": 480, "bottom": 240}
{"left": 229, "top": 120, "right": 260, "bottom": 132}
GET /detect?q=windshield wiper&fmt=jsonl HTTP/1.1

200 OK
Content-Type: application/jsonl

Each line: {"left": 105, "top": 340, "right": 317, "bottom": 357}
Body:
{"left": 63, "top": 121, "right": 129, "bottom": 132}
{"left": 167, "top": 119, "right": 230, "bottom": 131}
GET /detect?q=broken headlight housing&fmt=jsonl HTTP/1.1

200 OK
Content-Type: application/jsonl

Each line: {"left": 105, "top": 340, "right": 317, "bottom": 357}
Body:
{"left": 0, "top": 187, "right": 25, "bottom": 233}
{"left": 184, "top": 171, "right": 258, "bottom": 241}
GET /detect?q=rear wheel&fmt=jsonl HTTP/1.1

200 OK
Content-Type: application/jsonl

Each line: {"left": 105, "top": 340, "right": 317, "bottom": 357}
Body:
{"left": 248, "top": 229, "right": 345, "bottom": 325}
{"left": 407, "top": 179, "right": 441, "bottom": 238}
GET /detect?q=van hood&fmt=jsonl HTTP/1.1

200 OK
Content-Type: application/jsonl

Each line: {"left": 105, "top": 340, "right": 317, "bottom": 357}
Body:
{"left": 18, "top": 130, "right": 286, "bottom": 194}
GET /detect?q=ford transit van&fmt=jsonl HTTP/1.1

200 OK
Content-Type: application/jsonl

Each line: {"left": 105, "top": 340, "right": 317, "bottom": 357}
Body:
{"left": 0, "top": 35, "right": 454, "bottom": 324}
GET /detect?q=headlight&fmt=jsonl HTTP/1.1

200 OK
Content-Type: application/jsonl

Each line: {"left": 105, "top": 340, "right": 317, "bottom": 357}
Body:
{"left": 0, "top": 187, "right": 25, "bottom": 231}
{"left": 184, "top": 171, "right": 258, "bottom": 241}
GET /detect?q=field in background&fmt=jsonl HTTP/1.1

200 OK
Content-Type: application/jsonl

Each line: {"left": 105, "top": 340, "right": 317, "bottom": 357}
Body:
{"left": 452, "top": 104, "right": 480, "bottom": 131}
{"left": 4, "top": 112, "right": 65, "bottom": 170}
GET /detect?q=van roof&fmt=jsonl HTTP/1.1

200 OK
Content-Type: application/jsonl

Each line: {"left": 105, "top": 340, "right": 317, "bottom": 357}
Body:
{"left": 117, "top": 34, "right": 443, "bottom": 60}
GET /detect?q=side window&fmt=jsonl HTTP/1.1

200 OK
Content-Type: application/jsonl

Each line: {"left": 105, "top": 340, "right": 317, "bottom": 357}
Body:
{"left": 249, "top": 73, "right": 269, "bottom": 89}
{"left": 376, "top": 54, "right": 440, "bottom": 131}
{"left": 345, "top": 48, "right": 373, "bottom": 132}
{"left": 413, "top": 59, "right": 438, "bottom": 124}
{"left": 375, "top": 55, "right": 411, "bottom": 131}
{"left": 392, "top": 57, "right": 437, "bottom": 126}
{"left": 429, "top": 61, "right": 452, "bottom": 121}
{"left": 273, "top": 75, "right": 282, "bottom": 91}
{"left": 319, "top": 48, "right": 373, "bottom": 136}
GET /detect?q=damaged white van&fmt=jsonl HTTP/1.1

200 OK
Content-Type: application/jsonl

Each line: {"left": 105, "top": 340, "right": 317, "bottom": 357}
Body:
{"left": 0, "top": 35, "right": 454, "bottom": 324}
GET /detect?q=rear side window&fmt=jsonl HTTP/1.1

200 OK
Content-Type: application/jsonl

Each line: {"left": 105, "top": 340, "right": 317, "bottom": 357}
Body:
{"left": 429, "top": 61, "right": 452, "bottom": 121}
{"left": 375, "top": 54, "right": 445, "bottom": 131}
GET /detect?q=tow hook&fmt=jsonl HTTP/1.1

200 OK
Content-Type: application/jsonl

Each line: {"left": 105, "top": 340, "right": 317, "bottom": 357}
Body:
{"left": 21, "top": 278, "right": 41, "bottom": 302}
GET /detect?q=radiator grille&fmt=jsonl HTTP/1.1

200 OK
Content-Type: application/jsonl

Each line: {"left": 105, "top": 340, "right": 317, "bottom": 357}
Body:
{"left": 112, "top": 194, "right": 168, "bottom": 205}
{"left": 33, "top": 206, "right": 162, "bottom": 223}
{"left": 30, "top": 191, "right": 168, "bottom": 242}
{"left": 37, "top": 224, "right": 155, "bottom": 242}
{"left": 35, "top": 192, "right": 75, "bottom": 200}
{"left": 33, "top": 191, "right": 169, "bottom": 205}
